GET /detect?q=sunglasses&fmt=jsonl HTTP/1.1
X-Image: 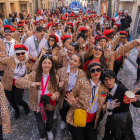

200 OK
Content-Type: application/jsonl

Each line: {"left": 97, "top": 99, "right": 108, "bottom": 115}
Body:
{"left": 90, "top": 68, "right": 101, "bottom": 73}
{"left": 4, "top": 30, "right": 12, "bottom": 33}
{"left": 52, "top": 28, "right": 56, "bottom": 30}
{"left": 18, "top": 28, "right": 24, "bottom": 32}
{"left": 83, "top": 20, "right": 87, "bottom": 22}
{"left": 67, "top": 27, "right": 72, "bottom": 29}
{"left": 48, "top": 39, "right": 55, "bottom": 42}
{"left": 121, "top": 37, "right": 127, "bottom": 39}
{"left": 16, "top": 52, "right": 25, "bottom": 56}
{"left": 36, "top": 23, "right": 40, "bottom": 26}
{"left": 105, "top": 24, "right": 109, "bottom": 26}
{"left": 95, "top": 47, "right": 102, "bottom": 52}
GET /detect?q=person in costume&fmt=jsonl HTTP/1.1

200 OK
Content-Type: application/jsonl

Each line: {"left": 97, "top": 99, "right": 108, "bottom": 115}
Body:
{"left": 15, "top": 54, "right": 60, "bottom": 140}
{"left": 0, "top": 82, "right": 11, "bottom": 140}
{"left": 0, "top": 44, "right": 31, "bottom": 119}
{"left": 65, "top": 60, "right": 108, "bottom": 140}
{"left": 101, "top": 69, "right": 140, "bottom": 140}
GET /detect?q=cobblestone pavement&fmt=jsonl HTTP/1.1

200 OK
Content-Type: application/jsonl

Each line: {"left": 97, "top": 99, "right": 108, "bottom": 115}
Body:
{"left": 3, "top": 48, "right": 140, "bottom": 140}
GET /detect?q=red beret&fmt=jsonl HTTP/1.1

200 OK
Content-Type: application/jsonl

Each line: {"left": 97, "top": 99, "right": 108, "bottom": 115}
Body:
{"left": 61, "top": 35, "right": 71, "bottom": 41}
{"left": 76, "top": 15, "right": 80, "bottom": 18}
{"left": 67, "top": 22, "right": 73, "bottom": 27}
{"left": 93, "top": 15, "right": 97, "bottom": 17}
{"left": 79, "top": 27, "right": 88, "bottom": 32}
{"left": 104, "top": 16, "right": 109, "bottom": 20}
{"left": 89, "top": 16, "right": 93, "bottom": 19}
{"left": 3, "top": 25, "right": 15, "bottom": 32}
{"left": 49, "top": 34, "right": 59, "bottom": 43}
{"left": 120, "top": 31, "right": 127, "bottom": 36}
{"left": 98, "top": 35, "right": 108, "bottom": 41}
{"left": 111, "top": 18, "right": 115, "bottom": 22}
{"left": 61, "top": 17, "right": 67, "bottom": 21}
{"left": 79, "top": 11, "right": 83, "bottom": 13}
{"left": 93, "top": 11, "right": 96, "bottom": 14}
{"left": 52, "top": 14, "right": 55, "bottom": 16}
{"left": 17, "top": 24, "right": 24, "bottom": 28}
{"left": 19, "top": 21, "right": 24, "bottom": 24}
{"left": 83, "top": 59, "right": 100, "bottom": 71}
{"left": 72, "top": 12, "right": 74, "bottom": 14}
{"left": 82, "top": 17, "right": 88, "bottom": 20}
{"left": 86, "top": 11, "right": 88, "bottom": 13}
{"left": 14, "top": 45, "right": 28, "bottom": 51}
{"left": 37, "top": 10, "right": 41, "bottom": 15}
{"left": 90, "top": 11, "right": 92, "bottom": 13}
{"left": 68, "top": 15, "right": 71, "bottom": 17}
{"left": 103, "top": 13, "right": 106, "bottom": 15}
{"left": 39, "top": 19, "right": 45, "bottom": 22}
{"left": 76, "top": 21, "right": 81, "bottom": 26}
{"left": 47, "top": 23, "right": 54, "bottom": 28}
{"left": 55, "top": 23, "right": 58, "bottom": 27}
{"left": 33, "top": 21, "right": 39, "bottom": 25}
{"left": 27, "top": 14, "right": 32, "bottom": 17}
{"left": 25, "top": 20, "right": 28, "bottom": 24}
{"left": 71, "top": 14, "right": 75, "bottom": 17}
{"left": 118, "top": 12, "right": 122, "bottom": 15}
{"left": 103, "top": 29, "right": 113, "bottom": 36}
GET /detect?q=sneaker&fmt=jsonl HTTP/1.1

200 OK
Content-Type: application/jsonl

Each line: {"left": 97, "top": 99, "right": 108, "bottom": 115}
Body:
{"left": 53, "top": 111, "right": 57, "bottom": 120}
{"left": 47, "top": 131, "right": 53, "bottom": 140}
{"left": 60, "top": 121, "right": 66, "bottom": 129}
{"left": 134, "top": 79, "right": 139, "bottom": 85}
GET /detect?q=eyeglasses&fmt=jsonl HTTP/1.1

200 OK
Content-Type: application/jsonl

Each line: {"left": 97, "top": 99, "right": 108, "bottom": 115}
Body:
{"left": 103, "top": 77, "right": 113, "bottom": 83}
{"left": 18, "top": 28, "right": 24, "bottom": 32}
{"left": 90, "top": 68, "right": 101, "bottom": 73}
{"left": 48, "top": 39, "right": 55, "bottom": 42}
{"left": 121, "top": 37, "right": 127, "bottom": 39}
{"left": 16, "top": 52, "right": 25, "bottom": 56}
{"left": 95, "top": 47, "right": 102, "bottom": 52}
{"left": 4, "top": 30, "right": 12, "bottom": 33}
{"left": 105, "top": 24, "right": 109, "bottom": 26}
{"left": 67, "top": 27, "right": 72, "bottom": 29}
{"left": 52, "top": 28, "right": 56, "bottom": 30}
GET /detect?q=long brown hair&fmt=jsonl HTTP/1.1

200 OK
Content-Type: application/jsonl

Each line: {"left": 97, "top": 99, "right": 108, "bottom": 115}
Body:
{"left": 73, "top": 53, "right": 84, "bottom": 69}
{"left": 35, "top": 55, "right": 57, "bottom": 90}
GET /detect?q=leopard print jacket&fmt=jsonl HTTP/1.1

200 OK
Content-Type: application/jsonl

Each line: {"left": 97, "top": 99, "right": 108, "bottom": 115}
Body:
{"left": 66, "top": 78, "right": 109, "bottom": 128}
{"left": 0, "top": 56, "right": 31, "bottom": 91}
{"left": 15, "top": 71, "right": 60, "bottom": 111}
{"left": 57, "top": 67, "right": 87, "bottom": 109}
{"left": 0, "top": 39, "right": 20, "bottom": 71}
{"left": 0, "top": 82, "right": 11, "bottom": 134}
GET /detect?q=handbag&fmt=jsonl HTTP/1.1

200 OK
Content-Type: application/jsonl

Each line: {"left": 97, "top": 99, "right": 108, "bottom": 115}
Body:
{"left": 74, "top": 84, "right": 101, "bottom": 127}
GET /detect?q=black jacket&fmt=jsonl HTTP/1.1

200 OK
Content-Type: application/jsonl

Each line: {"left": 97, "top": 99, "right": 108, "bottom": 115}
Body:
{"left": 121, "top": 15, "right": 132, "bottom": 30}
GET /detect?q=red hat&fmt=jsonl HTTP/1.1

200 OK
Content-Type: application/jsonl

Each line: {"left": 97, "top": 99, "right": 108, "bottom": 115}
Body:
{"left": 104, "top": 16, "right": 109, "bottom": 20}
{"left": 103, "top": 29, "right": 113, "bottom": 36}
{"left": 76, "top": 15, "right": 80, "bottom": 18}
{"left": 33, "top": 21, "right": 39, "bottom": 25}
{"left": 47, "top": 23, "right": 54, "bottom": 28}
{"left": 82, "top": 17, "right": 87, "bottom": 21}
{"left": 93, "top": 15, "right": 97, "bottom": 17}
{"left": 27, "top": 14, "right": 32, "bottom": 17}
{"left": 71, "top": 14, "right": 75, "bottom": 17}
{"left": 76, "top": 21, "right": 81, "bottom": 26}
{"left": 120, "top": 31, "right": 127, "bottom": 36}
{"left": 72, "top": 12, "right": 74, "bottom": 14}
{"left": 111, "top": 18, "right": 115, "bottom": 22}
{"left": 14, "top": 45, "right": 28, "bottom": 52}
{"left": 103, "top": 13, "right": 106, "bottom": 15}
{"left": 98, "top": 35, "right": 108, "bottom": 41}
{"left": 79, "top": 27, "right": 88, "bottom": 31}
{"left": 61, "top": 17, "right": 67, "bottom": 21}
{"left": 118, "top": 12, "right": 122, "bottom": 15}
{"left": 79, "top": 11, "right": 83, "bottom": 13}
{"left": 86, "top": 11, "right": 88, "bottom": 13}
{"left": 37, "top": 10, "right": 41, "bottom": 15}
{"left": 17, "top": 24, "right": 24, "bottom": 28}
{"left": 61, "top": 35, "right": 71, "bottom": 41}
{"left": 39, "top": 19, "right": 45, "bottom": 22}
{"left": 19, "top": 21, "right": 24, "bottom": 24}
{"left": 52, "top": 14, "right": 55, "bottom": 16}
{"left": 3, "top": 25, "right": 15, "bottom": 32}
{"left": 90, "top": 11, "right": 92, "bottom": 13}
{"left": 83, "top": 59, "right": 100, "bottom": 71}
{"left": 93, "top": 11, "right": 96, "bottom": 14}
{"left": 25, "top": 20, "right": 28, "bottom": 24}
{"left": 67, "top": 22, "right": 73, "bottom": 27}
{"left": 65, "top": 14, "right": 68, "bottom": 17}
{"left": 49, "top": 34, "right": 59, "bottom": 43}
{"left": 89, "top": 16, "right": 93, "bottom": 19}
{"left": 68, "top": 15, "right": 71, "bottom": 17}
{"left": 55, "top": 23, "right": 58, "bottom": 27}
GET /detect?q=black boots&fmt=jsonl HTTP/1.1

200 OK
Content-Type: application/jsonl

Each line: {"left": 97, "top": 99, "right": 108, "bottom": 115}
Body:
{"left": 15, "top": 109, "right": 20, "bottom": 119}
{"left": 23, "top": 103, "right": 29, "bottom": 115}
{"left": 134, "top": 79, "right": 139, "bottom": 85}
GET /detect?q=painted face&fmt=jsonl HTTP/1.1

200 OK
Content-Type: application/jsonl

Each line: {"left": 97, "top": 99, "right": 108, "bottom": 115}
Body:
{"left": 42, "top": 58, "right": 52, "bottom": 73}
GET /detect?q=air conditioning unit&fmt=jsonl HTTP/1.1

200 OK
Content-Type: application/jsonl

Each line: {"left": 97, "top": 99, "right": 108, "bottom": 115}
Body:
{"left": 120, "top": 0, "right": 136, "bottom": 2}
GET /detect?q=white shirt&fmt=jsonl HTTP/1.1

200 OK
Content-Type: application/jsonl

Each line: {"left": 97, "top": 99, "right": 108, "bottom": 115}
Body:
{"left": 36, "top": 16, "right": 43, "bottom": 21}
{"left": 70, "top": 20, "right": 75, "bottom": 29}
{"left": 24, "top": 35, "right": 48, "bottom": 58}
{"left": 109, "top": 83, "right": 118, "bottom": 97}
{"left": 67, "top": 32, "right": 72, "bottom": 41}
{"left": 107, "top": 41, "right": 112, "bottom": 50}
{"left": 55, "top": 33, "right": 62, "bottom": 47}
{"left": 64, "top": 47, "right": 67, "bottom": 53}
{"left": 67, "top": 65, "right": 78, "bottom": 91}
{"left": 14, "top": 62, "right": 26, "bottom": 79}
{"left": 115, "top": 16, "right": 121, "bottom": 25}
{"left": 20, "top": 33, "right": 26, "bottom": 44}
{"left": 87, "top": 79, "right": 101, "bottom": 114}
{"left": 16, "top": 17, "right": 20, "bottom": 24}
{"left": 4, "top": 38, "right": 15, "bottom": 56}
{"left": 56, "top": 30, "right": 62, "bottom": 38}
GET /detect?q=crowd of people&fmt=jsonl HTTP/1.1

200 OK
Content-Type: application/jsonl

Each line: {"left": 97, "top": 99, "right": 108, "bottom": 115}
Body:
{"left": 0, "top": 7, "right": 140, "bottom": 140}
